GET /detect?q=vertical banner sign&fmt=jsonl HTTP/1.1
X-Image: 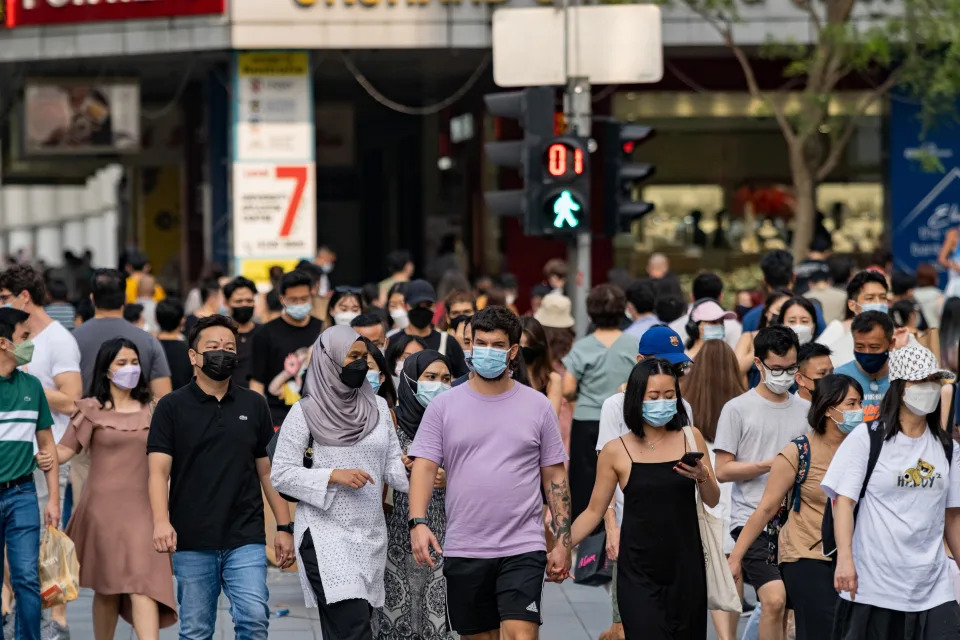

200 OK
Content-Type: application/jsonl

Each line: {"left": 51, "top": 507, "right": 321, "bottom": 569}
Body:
{"left": 890, "top": 98, "right": 960, "bottom": 285}
{"left": 232, "top": 51, "right": 315, "bottom": 282}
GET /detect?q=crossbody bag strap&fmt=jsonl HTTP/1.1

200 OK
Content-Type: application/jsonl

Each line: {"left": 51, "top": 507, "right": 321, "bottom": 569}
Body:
{"left": 790, "top": 435, "right": 811, "bottom": 513}
{"left": 682, "top": 426, "right": 705, "bottom": 515}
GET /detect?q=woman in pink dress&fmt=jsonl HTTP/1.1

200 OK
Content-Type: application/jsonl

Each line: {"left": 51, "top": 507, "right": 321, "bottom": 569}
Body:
{"left": 42, "top": 337, "right": 176, "bottom": 639}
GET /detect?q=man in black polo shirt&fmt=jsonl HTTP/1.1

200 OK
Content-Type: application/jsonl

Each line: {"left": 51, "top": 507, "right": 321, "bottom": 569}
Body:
{"left": 147, "top": 315, "right": 294, "bottom": 640}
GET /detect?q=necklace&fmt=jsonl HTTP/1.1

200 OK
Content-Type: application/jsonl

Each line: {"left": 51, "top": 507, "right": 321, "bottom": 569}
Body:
{"left": 643, "top": 434, "right": 668, "bottom": 451}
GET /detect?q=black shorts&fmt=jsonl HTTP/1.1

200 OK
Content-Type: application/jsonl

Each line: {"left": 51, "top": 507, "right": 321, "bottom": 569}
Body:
{"left": 443, "top": 551, "right": 547, "bottom": 635}
{"left": 731, "top": 527, "right": 782, "bottom": 591}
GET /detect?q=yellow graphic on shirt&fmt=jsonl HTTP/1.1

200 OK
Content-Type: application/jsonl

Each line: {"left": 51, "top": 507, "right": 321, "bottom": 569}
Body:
{"left": 898, "top": 458, "right": 940, "bottom": 488}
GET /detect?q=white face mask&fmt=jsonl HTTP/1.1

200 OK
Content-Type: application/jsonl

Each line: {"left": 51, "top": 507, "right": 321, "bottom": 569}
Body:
{"left": 333, "top": 311, "right": 360, "bottom": 327}
{"left": 789, "top": 324, "right": 813, "bottom": 345}
{"left": 390, "top": 308, "right": 409, "bottom": 329}
{"left": 505, "top": 293, "right": 517, "bottom": 306}
{"left": 761, "top": 365, "right": 795, "bottom": 395}
{"left": 903, "top": 381, "right": 941, "bottom": 416}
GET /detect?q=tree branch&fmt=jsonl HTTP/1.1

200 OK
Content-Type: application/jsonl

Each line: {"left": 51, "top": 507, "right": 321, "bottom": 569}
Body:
{"left": 816, "top": 70, "right": 901, "bottom": 181}
{"left": 791, "top": 0, "right": 823, "bottom": 33}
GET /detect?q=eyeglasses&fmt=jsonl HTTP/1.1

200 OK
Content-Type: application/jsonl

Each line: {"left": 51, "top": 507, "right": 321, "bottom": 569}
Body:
{"left": 759, "top": 359, "right": 799, "bottom": 376}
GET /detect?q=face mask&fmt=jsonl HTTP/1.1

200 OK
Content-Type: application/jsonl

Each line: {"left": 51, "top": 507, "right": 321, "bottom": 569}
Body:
{"left": 854, "top": 351, "right": 889, "bottom": 375}
{"left": 702, "top": 324, "right": 725, "bottom": 341}
{"left": 789, "top": 324, "right": 813, "bottom": 345}
{"left": 833, "top": 408, "right": 864, "bottom": 434}
{"left": 12, "top": 340, "right": 33, "bottom": 367}
{"left": 340, "top": 359, "right": 369, "bottom": 389}
{"left": 505, "top": 293, "right": 517, "bottom": 306}
{"left": 521, "top": 345, "right": 543, "bottom": 364}
{"left": 110, "top": 364, "right": 141, "bottom": 390}
{"left": 761, "top": 365, "right": 794, "bottom": 395}
{"left": 390, "top": 308, "right": 409, "bottom": 329}
{"left": 860, "top": 303, "right": 889, "bottom": 314}
{"left": 285, "top": 303, "right": 312, "bottom": 321}
{"left": 333, "top": 311, "right": 360, "bottom": 327}
{"left": 415, "top": 380, "right": 450, "bottom": 408}
{"left": 800, "top": 374, "right": 821, "bottom": 395}
{"left": 464, "top": 351, "right": 474, "bottom": 372}
{"left": 231, "top": 306, "right": 255, "bottom": 325}
{"left": 903, "top": 381, "right": 941, "bottom": 416}
{"left": 407, "top": 307, "right": 434, "bottom": 330}
{"left": 642, "top": 399, "right": 677, "bottom": 427}
{"left": 395, "top": 360, "right": 405, "bottom": 377}
{"left": 471, "top": 346, "right": 510, "bottom": 380}
{"left": 736, "top": 304, "right": 752, "bottom": 318}
{"left": 321, "top": 263, "right": 334, "bottom": 274}
{"left": 365, "top": 369, "right": 382, "bottom": 393}
{"left": 199, "top": 349, "right": 238, "bottom": 382}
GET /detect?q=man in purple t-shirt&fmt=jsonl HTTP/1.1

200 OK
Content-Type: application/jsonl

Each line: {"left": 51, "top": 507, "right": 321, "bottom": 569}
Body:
{"left": 409, "top": 306, "right": 572, "bottom": 639}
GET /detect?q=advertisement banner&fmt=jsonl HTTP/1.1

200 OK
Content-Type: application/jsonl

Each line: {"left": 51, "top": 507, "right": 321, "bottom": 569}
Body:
{"left": 231, "top": 51, "right": 315, "bottom": 278}
{"left": 5, "top": 0, "right": 224, "bottom": 27}
{"left": 890, "top": 98, "right": 960, "bottom": 285}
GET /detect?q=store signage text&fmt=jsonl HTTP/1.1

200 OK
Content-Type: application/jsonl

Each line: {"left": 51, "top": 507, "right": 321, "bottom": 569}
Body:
{"left": 5, "top": 0, "right": 224, "bottom": 27}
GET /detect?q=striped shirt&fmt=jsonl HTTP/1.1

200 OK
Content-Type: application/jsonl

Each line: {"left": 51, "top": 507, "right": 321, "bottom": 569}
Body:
{"left": 0, "top": 370, "right": 53, "bottom": 483}
{"left": 44, "top": 303, "right": 76, "bottom": 331}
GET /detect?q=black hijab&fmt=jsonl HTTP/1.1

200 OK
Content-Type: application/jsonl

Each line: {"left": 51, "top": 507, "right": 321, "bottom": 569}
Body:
{"left": 395, "top": 349, "right": 450, "bottom": 440}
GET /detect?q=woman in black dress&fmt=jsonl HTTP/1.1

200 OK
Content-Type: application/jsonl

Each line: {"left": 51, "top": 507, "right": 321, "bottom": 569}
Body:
{"left": 570, "top": 358, "right": 721, "bottom": 639}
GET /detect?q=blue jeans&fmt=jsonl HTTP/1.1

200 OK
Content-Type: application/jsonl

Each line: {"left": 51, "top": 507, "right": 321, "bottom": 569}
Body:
{"left": 0, "top": 481, "right": 41, "bottom": 640}
{"left": 172, "top": 544, "right": 269, "bottom": 640}
{"left": 741, "top": 602, "right": 761, "bottom": 640}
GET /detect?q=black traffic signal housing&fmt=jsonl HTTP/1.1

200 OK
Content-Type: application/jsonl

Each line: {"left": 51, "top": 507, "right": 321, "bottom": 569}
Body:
{"left": 603, "top": 122, "right": 656, "bottom": 235}
{"left": 483, "top": 87, "right": 555, "bottom": 233}
{"left": 537, "top": 136, "right": 591, "bottom": 236}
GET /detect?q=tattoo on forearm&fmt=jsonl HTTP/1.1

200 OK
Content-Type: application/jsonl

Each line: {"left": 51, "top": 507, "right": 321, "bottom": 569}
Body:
{"left": 548, "top": 479, "right": 572, "bottom": 548}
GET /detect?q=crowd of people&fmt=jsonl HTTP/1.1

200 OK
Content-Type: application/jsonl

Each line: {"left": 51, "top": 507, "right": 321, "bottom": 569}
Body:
{"left": 0, "top": 239, "right": 959, "bottom": 640}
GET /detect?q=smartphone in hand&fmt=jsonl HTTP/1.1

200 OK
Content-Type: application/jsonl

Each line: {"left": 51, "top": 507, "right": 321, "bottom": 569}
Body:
{"left": 678, "top": 451, "right": 704, "bottom": 468}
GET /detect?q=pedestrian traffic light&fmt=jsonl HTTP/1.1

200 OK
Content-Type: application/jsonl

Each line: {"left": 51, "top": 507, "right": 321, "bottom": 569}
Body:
{"left": 538, "top": 136, "right": 590, "bottom": 235}
{"left": 604, "top": 122, "right": 656, "bottom": 235}
{"left": 483, "top": 87, "right": 555, "bottom": 229}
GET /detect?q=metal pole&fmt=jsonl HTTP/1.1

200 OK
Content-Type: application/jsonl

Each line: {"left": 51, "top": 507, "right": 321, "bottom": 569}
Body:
{"left": 565, "top": 78, "right": 591, "bottom": 337}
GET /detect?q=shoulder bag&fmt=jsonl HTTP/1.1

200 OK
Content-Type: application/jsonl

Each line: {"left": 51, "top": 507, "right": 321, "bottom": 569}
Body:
{"left": 683, "top": 426, "right": 742, "bottom": 613}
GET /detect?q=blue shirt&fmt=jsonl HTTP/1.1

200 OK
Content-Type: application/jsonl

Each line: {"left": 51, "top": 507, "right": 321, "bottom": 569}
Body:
{"left": 624, "top": 315, "right": 659, "bottom": 342}
{"left": 835, "top": 360, "right": 889, "bottom": 424}
{"left": 742, "top": 302, "right": 827, "bottom": 335}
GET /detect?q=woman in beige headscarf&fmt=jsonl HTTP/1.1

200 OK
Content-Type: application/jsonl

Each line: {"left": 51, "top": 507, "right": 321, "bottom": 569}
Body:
{"left": 271, "top": 325, "right": 409, "bottom": 640}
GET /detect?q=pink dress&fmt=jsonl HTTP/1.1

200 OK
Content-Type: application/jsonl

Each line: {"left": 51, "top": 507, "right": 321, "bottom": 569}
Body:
{"left": 63, "top": 398, "right": 177, "bottom": 628}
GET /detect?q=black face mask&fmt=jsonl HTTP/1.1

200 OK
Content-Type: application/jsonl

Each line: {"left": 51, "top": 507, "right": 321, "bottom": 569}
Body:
{"left": 231, "top": 306, "right": 255, "bottom": 325}
{"left": 408, "top": 307, "right": 434, "bottom": 330}
{"left": 521, "top": 345, "right": 543, "bottom": 364}
{"left": 200, "top": 350, "right": 238, "bottom": 382}
{"left": 340, "top": 359, "right": 369, "bottom": 389}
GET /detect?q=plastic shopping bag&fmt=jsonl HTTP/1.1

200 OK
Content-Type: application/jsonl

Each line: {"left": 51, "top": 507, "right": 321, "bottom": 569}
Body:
{"left": 39, "top": 527, "right": 80, "bottom": 609}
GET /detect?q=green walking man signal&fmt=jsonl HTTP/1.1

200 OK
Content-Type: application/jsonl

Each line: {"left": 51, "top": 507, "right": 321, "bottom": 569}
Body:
{"left": 552, "top": 190, "right": 582, "bottom": 229}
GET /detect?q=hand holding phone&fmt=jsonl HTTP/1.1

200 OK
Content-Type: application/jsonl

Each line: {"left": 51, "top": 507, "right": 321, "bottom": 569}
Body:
{"left": 678, "top": 451, "right": 704, "bottom": 468}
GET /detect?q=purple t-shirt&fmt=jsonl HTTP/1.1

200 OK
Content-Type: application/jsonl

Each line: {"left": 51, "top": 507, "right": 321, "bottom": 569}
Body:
{"left": 409, "top": 381, "right": 567, "bottom": 559}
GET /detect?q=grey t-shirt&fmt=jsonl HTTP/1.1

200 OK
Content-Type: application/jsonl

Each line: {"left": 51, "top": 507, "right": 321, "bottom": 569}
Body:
{"left": 713, "top": 389, "right": 809, "bottom": 529}
{"left": 562, "top": 332, "right": 639, "bottom": 421}
{"left": 72, "top": 317, "right": 172, "bottom": 395}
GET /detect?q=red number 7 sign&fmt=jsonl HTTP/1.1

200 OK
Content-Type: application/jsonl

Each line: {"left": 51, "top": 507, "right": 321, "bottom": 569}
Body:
{"left": 276, "top": 166, "right": 308, "bottom": 237}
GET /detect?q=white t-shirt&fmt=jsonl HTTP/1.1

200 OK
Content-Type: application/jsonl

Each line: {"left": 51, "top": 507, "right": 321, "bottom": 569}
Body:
{"left": 713, "top": 389, "right": 810, "bottom": 529}
{"left": 816, "top": 319, "right": 854, "bottom": 368}
{"left": 596, "top": 393, "right": 694, "bottom": 526}
{"left": 821, "top": 424, "right": 960, "bottom": 612}
{"left": 21, "top": 321, "right": 81, "bottom": 443}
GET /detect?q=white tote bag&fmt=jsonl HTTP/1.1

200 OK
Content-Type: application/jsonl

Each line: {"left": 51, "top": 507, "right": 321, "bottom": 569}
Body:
{"left": 683, "top": 426, "right": 742, "bottom": 614}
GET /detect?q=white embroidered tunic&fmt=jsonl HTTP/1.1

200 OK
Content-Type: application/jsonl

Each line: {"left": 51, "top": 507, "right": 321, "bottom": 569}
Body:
{"left": 270, "top": 397, "right": 409, "bottom": 608}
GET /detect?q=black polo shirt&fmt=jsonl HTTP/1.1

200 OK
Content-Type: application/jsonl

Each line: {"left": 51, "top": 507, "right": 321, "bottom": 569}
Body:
{"left": 146, "top": 380, "right": 274, "bottom": 551}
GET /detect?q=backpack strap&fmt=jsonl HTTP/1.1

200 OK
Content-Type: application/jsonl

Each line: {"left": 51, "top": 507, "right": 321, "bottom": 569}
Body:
{"left": 857, "top": 421, "right": 885, "bottom": 511}
{"left": 790, "top": 435, "right": 810, "bottom": 513}
{"left": 438, "top": 331, "right": 448, "bottom": 356}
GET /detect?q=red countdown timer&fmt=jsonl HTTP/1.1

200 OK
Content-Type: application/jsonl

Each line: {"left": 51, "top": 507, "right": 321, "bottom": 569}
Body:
{"left": 543, "top": 141, "right": 585, "bottom": 182}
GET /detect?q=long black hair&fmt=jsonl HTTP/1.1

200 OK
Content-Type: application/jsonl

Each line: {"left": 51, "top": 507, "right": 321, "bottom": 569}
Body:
{"left": 879, "top": 378, "right": 950, "bottom": 447}
{"left": 808, "top": 374, "right": 863, "bottom": 435}
{"left": 385, "top": 334, "right": 427, "bottom": 377}
{"left": 623, "top": 358, "right": 689, "bottom": 439}
{"left": 361, "top": 338, "right": 397, "bottom": 406}
{"left": 90, "top": 337, "right": 152, "bottom": 408}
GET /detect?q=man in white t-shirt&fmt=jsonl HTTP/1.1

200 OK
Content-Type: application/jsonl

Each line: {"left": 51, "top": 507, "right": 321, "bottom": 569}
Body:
{"left": 0, "top": 265, "right": 81, "bottom": 639}
{"left": 595, "top": 325, "right": 693, "bottom": 640}
{"left": 714, "top": 325, "right": 809, "bottom": 640}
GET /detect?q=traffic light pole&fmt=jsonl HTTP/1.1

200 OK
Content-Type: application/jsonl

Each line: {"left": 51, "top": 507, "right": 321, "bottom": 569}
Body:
{"left": 565, "top": 77, "right": 591, "bottom": 337}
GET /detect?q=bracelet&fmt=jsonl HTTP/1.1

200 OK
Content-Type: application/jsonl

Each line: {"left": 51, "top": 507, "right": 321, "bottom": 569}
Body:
{"left": 696, "top": 470, "right": 711, "bottom": 485}
{"left": 606, "top": 506, "right": 616, "bottom": 511}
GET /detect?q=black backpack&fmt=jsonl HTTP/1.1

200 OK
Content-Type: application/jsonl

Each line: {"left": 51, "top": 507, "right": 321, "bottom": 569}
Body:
{"left": 819, "top": 421, "right": 954, "bottom": 557}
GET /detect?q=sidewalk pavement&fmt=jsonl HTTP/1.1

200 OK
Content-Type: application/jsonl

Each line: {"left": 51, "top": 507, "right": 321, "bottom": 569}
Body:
{"left": 65, "top": 569, "right": 746, "bottom": 639}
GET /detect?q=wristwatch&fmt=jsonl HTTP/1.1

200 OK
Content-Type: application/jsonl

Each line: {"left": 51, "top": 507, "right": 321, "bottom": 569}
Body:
{"left": 408, "top": 517, "right": 429, "bottom": 530}
{"left": 277, "top": 523, "right": 294, "bottom": 534}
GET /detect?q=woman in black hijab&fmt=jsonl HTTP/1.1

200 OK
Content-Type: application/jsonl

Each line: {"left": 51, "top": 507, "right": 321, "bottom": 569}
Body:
{"left": 374, "top": 350, "right": 452, "bottom": 639}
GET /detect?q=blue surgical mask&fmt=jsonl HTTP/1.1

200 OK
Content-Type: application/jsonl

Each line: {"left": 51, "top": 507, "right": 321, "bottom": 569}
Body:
{"left": 366, "top": 369, "right": 382, "bottom": 393}
{"left": 464, "top": 351, "right": 474, "bottom": 373}
{"left": 415, "top": 380, "right": 450, "bottom": 408}
{"left": 834, "top": 408, "right": 864, "bottom": 434}
{"left": 860, "top": 303, "right": 889, "bottom": 314}
{"left": 703, "top": 324, "right": 725, "bottom": 341}
{"left": 285, "top": 303, "right": 312, "bottom": 321}
{"left": 471, "top": 346, "right": 509, "bottom": 379}
{"left": 642, "top": 399, "right": 678, "bottom": 428}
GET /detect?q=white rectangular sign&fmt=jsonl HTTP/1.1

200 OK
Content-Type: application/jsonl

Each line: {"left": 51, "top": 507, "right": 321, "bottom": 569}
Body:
{"left": 232, "top": 162, "right": 317, "bottom": 259}
{"left": 492, "top": 5, "right": 663, "bottom": 87}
